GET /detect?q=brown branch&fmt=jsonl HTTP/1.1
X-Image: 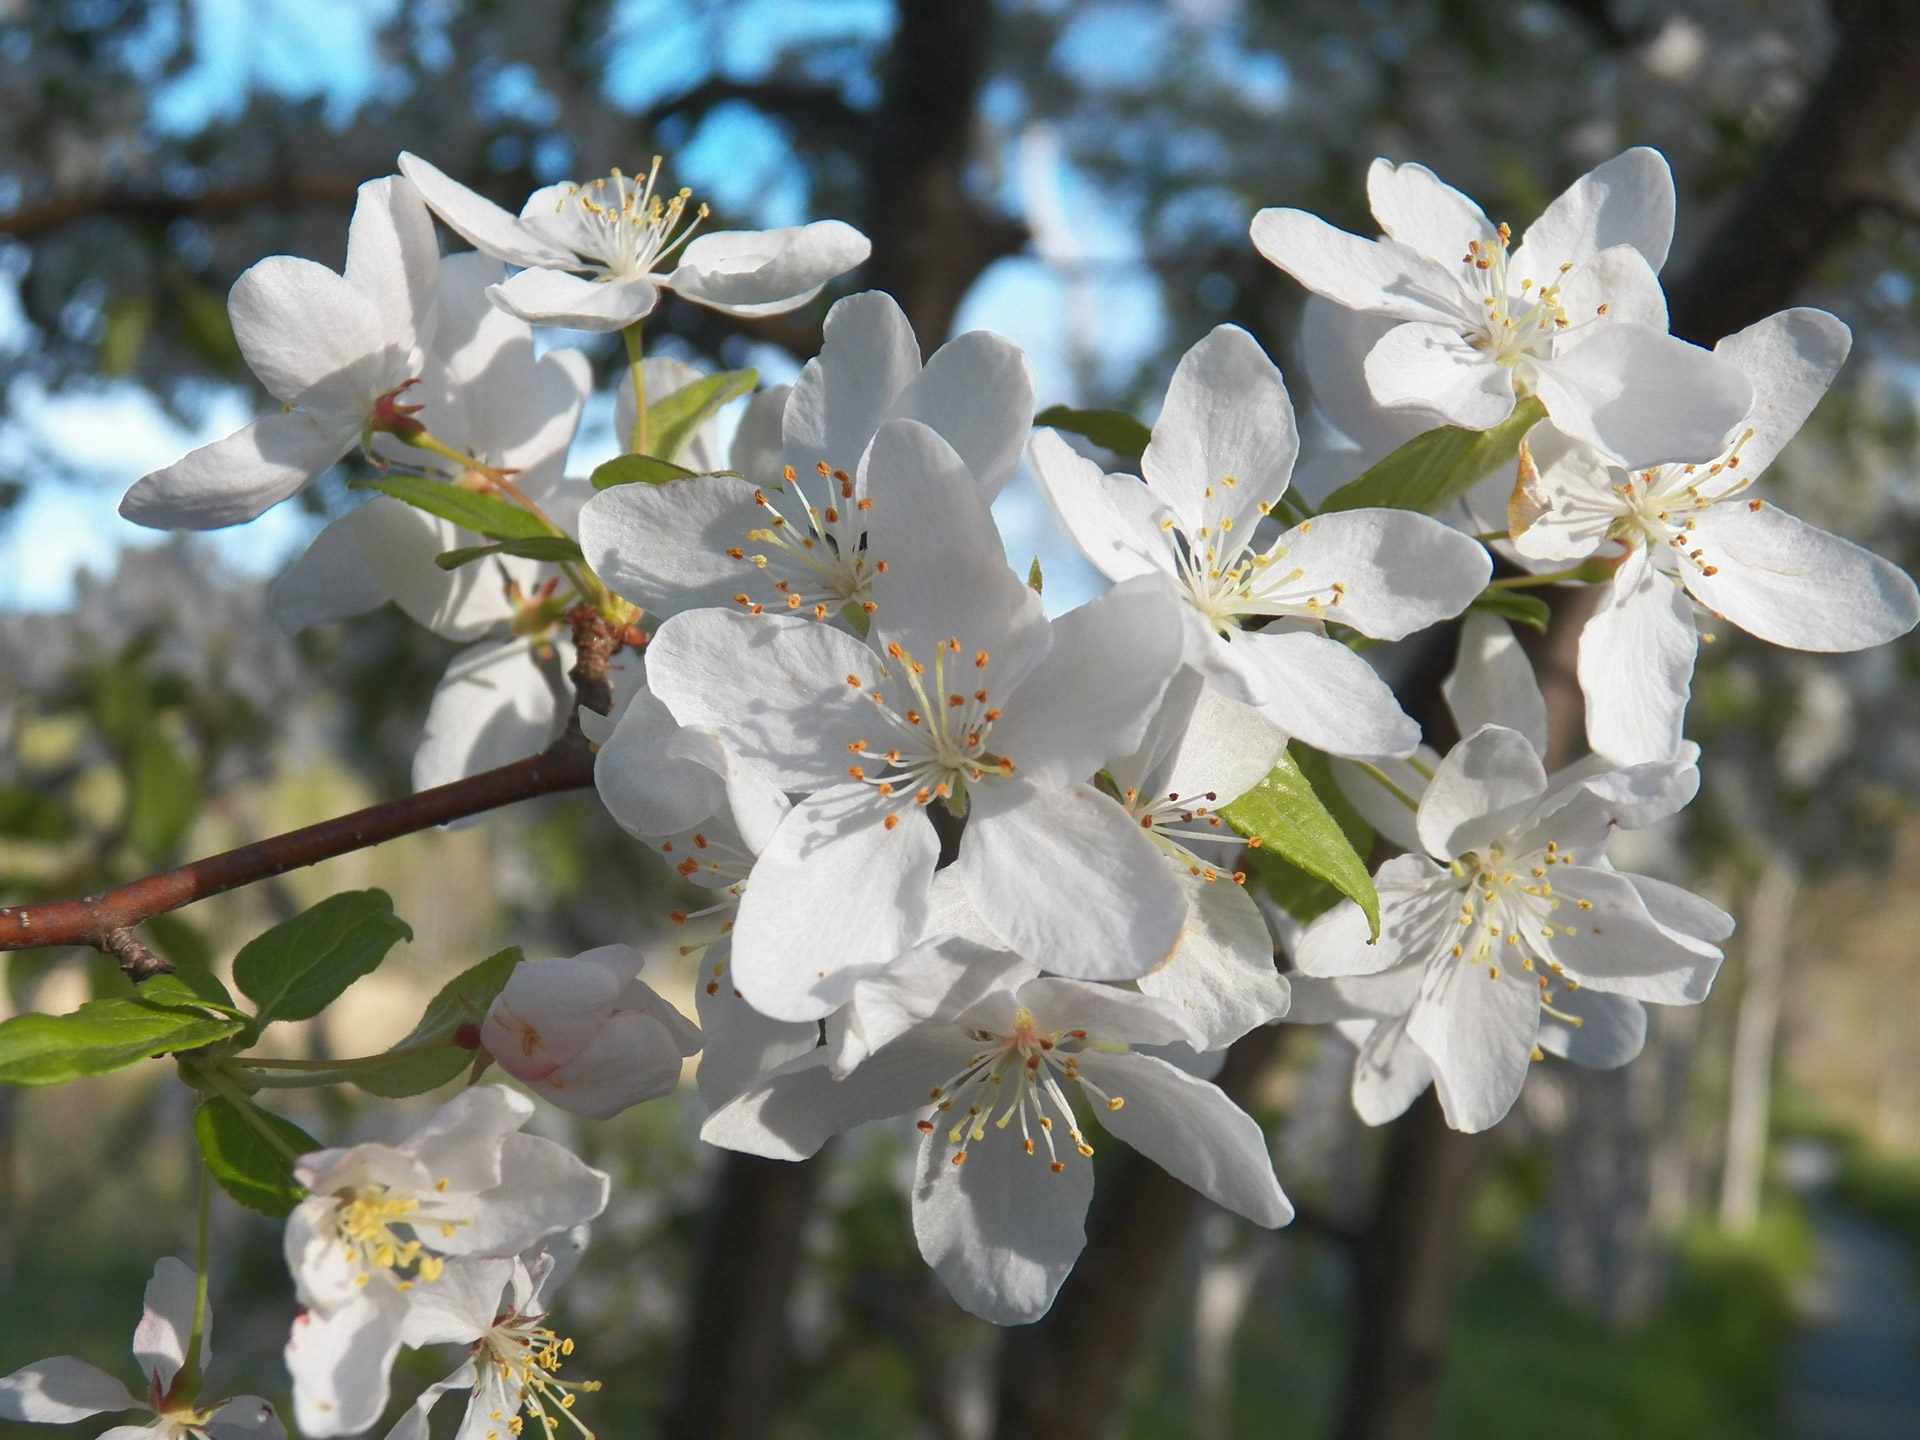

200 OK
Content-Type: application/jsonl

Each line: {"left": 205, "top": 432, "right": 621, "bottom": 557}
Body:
{"left": 1666, "top": 0, "right": 1920, "bottom": 344}
{"left": 0, "top": 737, "right": 595, "bottom": 971}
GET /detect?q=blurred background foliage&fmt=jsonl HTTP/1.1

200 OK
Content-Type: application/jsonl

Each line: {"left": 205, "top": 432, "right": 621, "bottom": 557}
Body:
{"left": 4, "top": 0, "right": 1920, "bottom": 1437}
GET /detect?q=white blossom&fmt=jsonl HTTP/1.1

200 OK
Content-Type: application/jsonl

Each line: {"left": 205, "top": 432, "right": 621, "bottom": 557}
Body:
{"left": 1251, "top": 149, "right": 1754, "bottom": 469}
{"left": 123, "top": 177, "right": 439, "bottom": 530}
{"left": 398, "top": 152, "right": 869, "bottom": 332}
{"left": 0, "top": 1258, "right": 281, "bottom": 1440}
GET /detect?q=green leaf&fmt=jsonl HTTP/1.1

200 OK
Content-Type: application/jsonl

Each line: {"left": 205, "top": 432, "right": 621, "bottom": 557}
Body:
{"left": 1033, "top": 405, "right": 1153, "bottom": 459}
{"left": 352, "top": 947, "right": 524, "bottom": 1098}
{"left": 0, "top": 784, "right": 68, "bottom": 841}
{"left": 1319, "top": 396, "right": 1546, "bottom": 515}
{"left": 434, "top": 536, "right": 586, "bottom": 571}
{"left": 1220, "top": 746, "right": 1379, "bottom": 937}
{"left": 1466, "top": 587, "right": 1552, "bottom": 633}
{"left": 193, "top": 1095, "right": 318, "bottom": 1218}
{"left": 140, "top": 968, "right": 243, "bottom": 1015}
{"left": 646, "top": 369, "right": 757, "bottom": 464}
{"left": 0, "top": 998, "right": 243, "bottom": 1086}
{"left": 126, "top": 727, "right": 201, "bottom": 862}
{"left": 232, "top": 890, "right": 413, "bottom": 1026}
{"left": 589, "top": 454, "right": 699, "bottom": 490}
{"left": 352, "top": 475, "right": 552, "bottom": 541}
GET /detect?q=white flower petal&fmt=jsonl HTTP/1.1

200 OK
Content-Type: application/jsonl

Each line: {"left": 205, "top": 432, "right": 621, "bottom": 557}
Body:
{"left": 960, "top": 784, "right": 1185, "bottom": 982}
{"left": 412, "top": 638, "right": 569, "bottom": 792}
{"left": 1715, "top": 307, "right": 1851, "bottom": 477}
{"left": 121, "top": 411, "right": 351, "bottom": 531}
{"left": 1142, "top": 324, "right": 1300, "bottom": 539}
{"left": 1330, "top": 750, "right": 1434, "bottom": 853}
{"left": 286, "top": 1288, "right": 409, "bottom": 1438}
{"left": 1351, "top": 1012, "right": 1436, "bottom": 1125}
{"left": 1134, "top": 876, "right": 1289, "bottom": 1049}
{"left": 1294, "top": 854, "right": 1454, "bottom": 978}
{"left": 1443, "top": 613, "right": 1549, "bottom": 758}
{"left": 1528, "top": 324, "right": 1752, "bottom": 469}
{"left": 1577, "top": 548, "right": 1698, "bottom": 766}
{"left": 783, "top": 291, "right": 923, "bottom": 471}
{"left": 1365, "top": 157, "right": 1498, "bottom": 267}
{"left": 578, "top": 475, "right": 769, "bottom": 619}
{"left": 729, "top": 384, "right": 791, "bottom": 486}
{"left": 398, "top": 153, "right": 577, "bottom": 270}
{"left": 0, "top": 1358, "right": 139, "bottom": 1423}
{"left": 1076, "top": 1050, "right": 1291, "bottom": 1226}
{"left": 1625, "top": 871, "right": 1736, "bottom": 945}
{"left": 835, "top": 938, "right": 1036, "bottom": 1076}
{"left": 730, "top": 785, "right": 940, "bottom": 1021}
{"left": 1249, "top": 208, "right": 1467, "bottom": 325}
{"left": 666, "top": 220, "right": 870, "bottom": 316}
{"left": 1416, "top": 724, "right": 1548, "bottom": 861}
{"left": 342, "top": 176, "right": 440, "bottom": 355}
{"left": 132, "top": 1257, "right": 203, "bottom": 1394}
{"left": 483, "top": 957, "right": 622, "bottom": 1081}
{"left": 1029, "top": 428, "right": 1178, "bottom": 586}
{"left": 1270, "top": 508, "right": 1490, "bottom": 640}
{"left": 269, "top": 513, "right": 388, "bottom": 632}
{"left": 1226, "top": 627, "right": 1421, "bottom": 759}
{"left": 531, "top": 1005, "right": 691, "bottom": 1119}
{"left": 1364, "top": 322, "right": 1516, "bottom": 431}
{"left": 1536, "top": 989, "right": 1647, "bottom": 1069}
{"left": 439, "top": 1131, "right": 610, "bottom": 1255}
{"left": 895, "top": 329, "right": 1037, "bottom": 498}
{"left": 1544, "top": 868, "right": 1722, "bottom": 1004}
{"left": 647, "top": 609, "right": 877, "bottom": 791}
{"left": 381, "top": 1366, "right": 473, "bottom": 1440}
{"left": 1683, "top": 503, "right": 1920, "bottom": 651}
{"left": 1556, "top": 242, "right": 1668, "bottom": 330}
{"left": 342, "top": 496, "right": 526, "bottom": 642}
{"left": 488, "top": 268, "right": 657, "bottom": 332}
{"left": 910, "top": 1119, "right": 1095, "bottom": 1326}
{"left": 1511, "top": 147, "right": 1676, "bottom": 275}
{"left": 695, "top": 942, "right": 826, "bottom": 1110}
{"left": 1407, "top": 957, "right": 1542, "bottom": 1133}
{"left": 593, "top": 687, "right": 729, "bottom": 839}
{"left": 228, "top": 256, "right": 393, "bottom": 406}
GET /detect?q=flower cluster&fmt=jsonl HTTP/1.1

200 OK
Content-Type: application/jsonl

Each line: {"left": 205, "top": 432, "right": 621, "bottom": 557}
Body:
{"left": 76, "top": 140, "right": 1917, "bottom": 1399}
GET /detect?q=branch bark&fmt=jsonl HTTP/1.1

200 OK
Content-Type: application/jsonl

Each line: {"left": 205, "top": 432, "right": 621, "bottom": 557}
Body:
{"left": 989, "top": 1024, "right": 1284, "bottom": 1440}
{"left": 0, "top": 737, "right": 595, "bottom": 968}
{"left": 1666, "top": 0, "right": 1920, "bottom": 344}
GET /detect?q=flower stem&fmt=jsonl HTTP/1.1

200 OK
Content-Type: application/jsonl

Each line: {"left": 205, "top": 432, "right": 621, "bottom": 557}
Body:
{"left": 200, "top": 1067, "right": 304, "bottom": 1165}
{"left": 175, "top": 1163, "right": 212, "bottom": 1404}
{"left": 623, "top": 320, "right": 650, "bottom": 455}
{"left": 1353, "top": 761, "right": 1421, "bottom": 812}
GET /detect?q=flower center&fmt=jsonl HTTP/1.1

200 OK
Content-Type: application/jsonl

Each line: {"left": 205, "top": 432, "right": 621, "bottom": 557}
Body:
{"left": 1459, "top": 223, "right": 1601, "bottom": 366}
{"left": 1169, "top": 508, "right": 1346, "bottom": 635}
{"left": 557, "top": 158, "right": 708, "bottom": 283}
{"left": 1609, "top": 428, "right": 1760, "bottom": 581}
{"left": 727, "top": 462, "right": 884, "bottom": 625}
{"left": 331, "top": 1183, "right": 462, "bottom": 1287}
{"left": 842, "top": 636, "right": 1016, "bottom": 821}
{"left": 476, "top": 1311, "right": 599, "bottom": 1440}
{"left": 1448, "top": 840, "right": 1590, "bottom": 1030}
{"left": 914, "top": 1008, "right": 1127, "bottom": 1171}
{"left": 1119, "top": 783, "right": 1249, "bottom": 884}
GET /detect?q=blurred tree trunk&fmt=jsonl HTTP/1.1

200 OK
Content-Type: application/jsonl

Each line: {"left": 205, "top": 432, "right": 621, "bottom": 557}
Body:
{"left": 1718, "top": 856, "right": 1797, "bottom": 1233}
{"left": 989, "top": 1025, "right": 1284, "bottom": 1440}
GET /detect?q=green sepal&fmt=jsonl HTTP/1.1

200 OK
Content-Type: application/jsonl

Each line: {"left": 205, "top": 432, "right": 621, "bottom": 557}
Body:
{"left": 351, "top": 475, "right": 552, "bottom": 541}
{"left": 590, "top": 454, "right": 699, "bottom": 490}
{"left": 1033, "top": 404, "right": 1152, "bottom": 459}
{"left": 434, "top": 536, "right": 586, "bottom": 571}
{"left": 352, "top": 946, "right": 525, "bottom": 1098}
{"left": 1466, "top": 587, "right": 1552, "bottom": 633}
{"left": 193, "top": 1095, "right": 319, "bottom": 1218}
{"left": 646, "top": 369, "right": 758, "bottom": 464}
{"left": 1319, "top": 396, "right": 1546, "bottom": 515}
{"left": 0, "top": 997, "right": 244, "bottom": 1086}
{"left": 232, "top": 890, "right": 412, "bottom": 1026}
{"left": 1220, "top": 744, "right": 1379, "bottom": 937}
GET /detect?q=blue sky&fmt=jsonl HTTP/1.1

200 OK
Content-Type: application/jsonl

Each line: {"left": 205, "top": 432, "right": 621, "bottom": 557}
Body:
{"left": 0, "top": 0, "right": 1211, "bottom": 614}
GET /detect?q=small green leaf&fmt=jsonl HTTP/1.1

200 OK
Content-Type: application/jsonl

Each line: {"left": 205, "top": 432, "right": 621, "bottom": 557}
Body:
{"left": 434, "top": 536, "right": 586, "bottom": 571}
{"left": 193, "top": 1095, "right": 318, "bottom": 1218}
{"left": 1319, "top": 396, "right": 1546, "bottom": 516}
{"left": 1220, "top": 747, "right": 1379, "bottom": 937}
{"left": 232, "top": 891, "right": 413, "bottom": 1026}
{"left": 1033, "top": 405, "right": 1153, "bottom": 459}
{"left": 140, "top": 968, "right": 244, "bottom": 1016}
{"left": 0, "top": 998, "right": 243, "bottom": 1086}
{"left": 590, "top": 454, "right": 700, "bottom": 490}
{"left": 352, "top": 475, "right": 552, "bottom": 541}
{"left": 126, "top": 727, "right": 201, "bottom": 862}
{"left": 0, "top": 784, "right": 68, "bottom": 840}
{"left": 353, "top": 947, "right": 525, "bottom": 1098}
{"left": 646, "top": 369, "right": 757, "bottom": 464}
{"left": 1466, "top": 587, "right": 1552, "bottom": 633}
